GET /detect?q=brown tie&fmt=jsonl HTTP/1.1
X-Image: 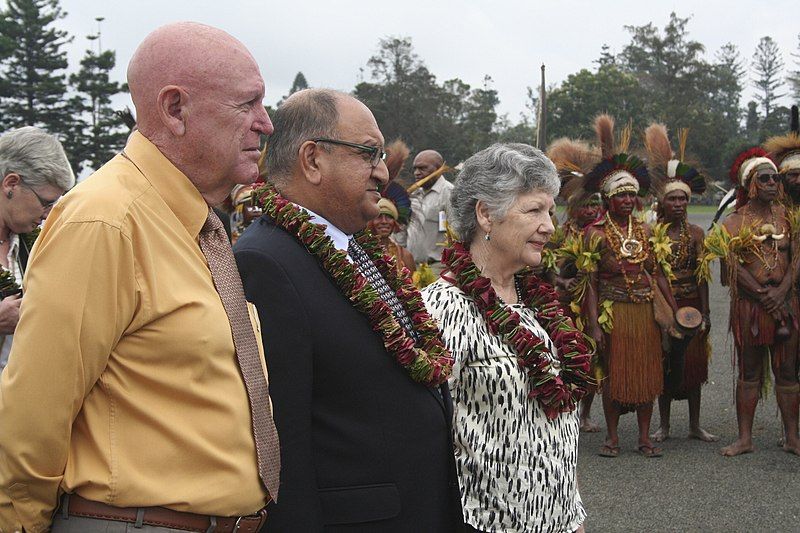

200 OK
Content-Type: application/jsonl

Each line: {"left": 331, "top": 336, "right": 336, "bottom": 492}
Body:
{"left": 198, "top": 209, "right": 280, "bottom": 500}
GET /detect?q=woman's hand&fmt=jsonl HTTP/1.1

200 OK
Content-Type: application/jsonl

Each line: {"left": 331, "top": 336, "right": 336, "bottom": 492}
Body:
{"left": 0, "top": 293, "right": 22, "bottom": 335}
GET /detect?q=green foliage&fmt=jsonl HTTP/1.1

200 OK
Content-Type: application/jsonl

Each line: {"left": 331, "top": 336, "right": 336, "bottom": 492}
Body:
{"left": 618, "top": 14, "right": 742, "bottom": 181}
{"left": 545, "top": 65, "right": 647, "bottom": 141}
{"left": 277, "top": 71, "right": 309, "bottom": 106}
{"left": 354, "top": 36, "right": 500, "bottom": 167}
{"left": 752, "top": 36, "right": 786, "bottom": 118}
{"left": 289, "top": 72, "right": 309, "bottom": 94}
{"left": 790, "top": 33, "right": 800, "bottom": 101}
{"left": 64, "top": 46, "right": 127, "bottom": 173}
{"left": 0, "top": 0, "right": 72, "bottom": 133}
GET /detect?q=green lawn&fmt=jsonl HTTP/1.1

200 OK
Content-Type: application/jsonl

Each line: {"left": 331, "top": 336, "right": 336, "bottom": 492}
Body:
{"left": 686, "top": 204, "right": 718, "bottom": 214}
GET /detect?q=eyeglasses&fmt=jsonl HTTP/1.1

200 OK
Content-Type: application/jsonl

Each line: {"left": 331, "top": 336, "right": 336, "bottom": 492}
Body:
{"left": 20, "top": 181, "right": 59, "bottom": 209}
{"left": 312, "top": 138, "right": 387, "bottom": 168}
{"left": 757, "top": 173, "right": 783, "bottom": 184}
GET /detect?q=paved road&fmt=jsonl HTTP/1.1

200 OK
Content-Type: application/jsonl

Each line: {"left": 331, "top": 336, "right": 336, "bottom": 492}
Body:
{"left": 577, "top": 213, "right": 800, "bottom": 533}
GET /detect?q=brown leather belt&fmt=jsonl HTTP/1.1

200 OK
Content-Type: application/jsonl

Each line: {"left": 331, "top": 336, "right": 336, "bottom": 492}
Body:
{"left": 60, "top": 493, "right": 268, "bottom": 533}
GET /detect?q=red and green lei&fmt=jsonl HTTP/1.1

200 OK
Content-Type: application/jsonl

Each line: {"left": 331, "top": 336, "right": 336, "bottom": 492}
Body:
{"left": 441, "top": 242, "right": 595, "bottom": 419}
{"left": 255, "top": 183, "right": 453, "bottom": 386}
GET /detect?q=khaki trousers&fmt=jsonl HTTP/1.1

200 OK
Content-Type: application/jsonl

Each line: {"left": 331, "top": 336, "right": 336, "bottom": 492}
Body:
{"left": 51, "top": 514, "right": 188, "bottom": 532}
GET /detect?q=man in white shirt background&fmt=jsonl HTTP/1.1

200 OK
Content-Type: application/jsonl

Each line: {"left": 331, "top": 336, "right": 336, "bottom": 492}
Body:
{"left": 397, "top": 149, "right": 453, "bottom": 272}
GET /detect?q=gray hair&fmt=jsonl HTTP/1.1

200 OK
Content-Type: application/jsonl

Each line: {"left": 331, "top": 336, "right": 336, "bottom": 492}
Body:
{"left": 449, "top": 143, "right": 559, "bottom": 243}
{"left": 265, "top": 88, "right": 342, "bottom": 187}
{"left": 0, "top": 127, "right": 75, "bottom": 191}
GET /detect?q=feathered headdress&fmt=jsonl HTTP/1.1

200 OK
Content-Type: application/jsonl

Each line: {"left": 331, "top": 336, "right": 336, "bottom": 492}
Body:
{"left": 644, "top": 123, "right": 705, "bottom": 202}
{"left": 763, "top": 105, "right": 800, "bottom": 173}
{"left": 729, "top": 146, "right": 778, "bottom": 208}
{"left": 546, "top": 137, "right": 601, "bottom": 215}
{"left": 381, "top": 139, "right": 412, "bottom": 225}
{"left": 584, "top": 114, "right": 649, "bottom": 197}
{"left": 729, "top": 147, "right": 776, "bottom": 186}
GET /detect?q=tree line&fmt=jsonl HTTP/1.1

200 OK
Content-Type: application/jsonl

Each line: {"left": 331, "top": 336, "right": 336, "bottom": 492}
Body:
{"left": 2, "top": 3, "right": 799, "bottom": 188}
{"left": 0, "top": 0, "right": 127, "bottom": 174}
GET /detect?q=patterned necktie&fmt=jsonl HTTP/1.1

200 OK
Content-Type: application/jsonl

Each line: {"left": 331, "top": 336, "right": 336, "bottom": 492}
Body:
{"left": 348, "top": 237, "right": 419, "bottom": 342}
{"left": 198, "top": 209, "right": 280, "bottom": 500}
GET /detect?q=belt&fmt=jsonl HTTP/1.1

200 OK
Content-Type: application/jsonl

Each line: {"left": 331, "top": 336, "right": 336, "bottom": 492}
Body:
{"left": 60, "top": 494, "right": 268, "bottom": 533}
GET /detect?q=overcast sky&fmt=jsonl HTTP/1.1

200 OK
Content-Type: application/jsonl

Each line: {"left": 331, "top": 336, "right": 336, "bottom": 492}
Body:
{"left": 44, "top": 0, "right": 800, "bottom": 121}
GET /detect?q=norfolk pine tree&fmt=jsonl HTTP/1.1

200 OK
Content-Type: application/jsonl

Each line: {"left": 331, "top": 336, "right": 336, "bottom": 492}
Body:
{"left": 0, "top": 0, "right": 72, "bottom": 133}
{"left": 66, "top": 43, "right": 126, "bottom": 173}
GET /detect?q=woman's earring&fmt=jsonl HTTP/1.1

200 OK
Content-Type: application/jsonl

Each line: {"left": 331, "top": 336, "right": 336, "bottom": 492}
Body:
{"left": 6, "top": 191, "right": 11, "bottom": 199}
{"left": 484, "top": 231, "right": 491, "bottom": 242}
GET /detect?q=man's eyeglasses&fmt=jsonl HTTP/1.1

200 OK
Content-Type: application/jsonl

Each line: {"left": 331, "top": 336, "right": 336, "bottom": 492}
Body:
{"left": 312, "top": 138, "right": 387, "bottom": 168}
{"left": 20, "top": 181, "right": 59, "bottom": 209}
{"left": 757, "top": 173, "right": 784, "bottom": 184}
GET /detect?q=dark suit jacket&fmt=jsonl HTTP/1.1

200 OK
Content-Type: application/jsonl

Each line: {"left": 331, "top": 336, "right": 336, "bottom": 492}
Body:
{"left": 234, "top": 215, "right": 462, "bottom": 532}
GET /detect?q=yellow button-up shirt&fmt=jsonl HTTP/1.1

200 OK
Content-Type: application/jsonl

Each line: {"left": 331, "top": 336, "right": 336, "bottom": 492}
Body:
{"left": 0, "top": 132, "right": 269, "bottom": 533}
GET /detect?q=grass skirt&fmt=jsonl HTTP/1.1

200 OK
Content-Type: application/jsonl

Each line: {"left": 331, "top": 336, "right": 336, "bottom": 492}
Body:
{"left": 604, "top": 301, "right": 663, "bottom": 405}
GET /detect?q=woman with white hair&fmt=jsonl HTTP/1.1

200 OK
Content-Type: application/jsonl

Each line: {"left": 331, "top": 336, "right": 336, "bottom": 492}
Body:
{"left": 422, "top": 143, "right": 592, "bottom": 533}
{"left": 0, "top": 126, "right": 75, "bottom": 372}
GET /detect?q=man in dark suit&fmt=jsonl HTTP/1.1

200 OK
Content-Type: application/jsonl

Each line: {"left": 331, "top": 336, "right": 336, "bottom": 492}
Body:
{"left": 234, "top": 89, "right": 462, "bottom": 531}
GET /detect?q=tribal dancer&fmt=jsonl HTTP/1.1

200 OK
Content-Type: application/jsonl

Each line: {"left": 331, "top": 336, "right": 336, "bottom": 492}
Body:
{"left": 764, "top": 105, "right": 800, "bottom": 448}
{"left": 548, "top": 137, "right": 603, "bottom": 432}
{"left": 368, "top": 140, "right": 416, "bottom": 274}
{"left": 703, "top": 147, "right": 800, "bottom": 456}
{"left": 644, "top": 124, "right": 717, "bottom": 443}
{"left": 368, "top": 198, "right": 416, "bottom": 274}
{"left": 765, "top": 105, "right": 800, "bottom": 207}
{"left": 583, "top": 115, "right": 677, "bottom": 458}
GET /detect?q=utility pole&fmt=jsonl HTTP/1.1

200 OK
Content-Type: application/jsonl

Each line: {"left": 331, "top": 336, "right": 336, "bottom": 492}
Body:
{"left": 536, "top": 64, "right": 547, "bottom": 150}
{"left": 95, "top": 17, "right": 105, "bottom": 53}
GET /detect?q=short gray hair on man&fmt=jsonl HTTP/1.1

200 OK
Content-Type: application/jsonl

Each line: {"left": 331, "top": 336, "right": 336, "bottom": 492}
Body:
{"left": 0, "top": 126, "right": 75, "bottom": 191}
{"left": 449, "top": 143, "right": 559, "bottom": 243}
{"left": 265, "top": 88, "right": 343, "bottom": 187}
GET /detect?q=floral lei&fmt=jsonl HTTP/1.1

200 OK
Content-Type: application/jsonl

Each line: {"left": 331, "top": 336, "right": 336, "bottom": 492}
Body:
{"left": 441, "top": 242, "right": 595, "bottom": 420}
{"left": 254, "top": 183, "right": 453, "bottom": 386}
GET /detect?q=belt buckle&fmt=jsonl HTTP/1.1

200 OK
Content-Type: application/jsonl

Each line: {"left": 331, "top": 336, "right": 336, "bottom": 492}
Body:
{"left": 232, "top": 507, "right": 267, "bottom": 532}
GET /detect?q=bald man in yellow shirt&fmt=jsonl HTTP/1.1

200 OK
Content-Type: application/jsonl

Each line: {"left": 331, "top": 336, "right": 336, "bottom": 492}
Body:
{"left": 0, "top": 23, "right": 279, "bottom": 533}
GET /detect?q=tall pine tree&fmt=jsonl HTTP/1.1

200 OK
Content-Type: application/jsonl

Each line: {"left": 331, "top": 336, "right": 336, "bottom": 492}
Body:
{"left": 789, "top": 33, "right": 800, "bottom": 101}
{"left": 0, "top": 0, "right": 72, "bottom": 133}
{"left": 65, "top": 42, "right": 127, "bottom": 173}
{"left": 751, "top": 36, "right": 785, "bottom": 118}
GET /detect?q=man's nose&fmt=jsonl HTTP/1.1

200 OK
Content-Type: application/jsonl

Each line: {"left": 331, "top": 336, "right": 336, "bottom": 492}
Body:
{"left": 254, "top": 106, "right": 274, "bottom": 135}
{"left": 374, "top": 160, "right": 390, "bottom": 185}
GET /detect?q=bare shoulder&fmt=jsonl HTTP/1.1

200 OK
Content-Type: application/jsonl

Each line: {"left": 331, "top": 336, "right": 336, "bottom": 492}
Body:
{"left": 687, "top": 223, "right": 705, "bottom": 240}
{"left": 721, "top": 211, "right": 743, "bottom": 233}
{"left": 585, "top": 225, "right": 604, "bottom": 239}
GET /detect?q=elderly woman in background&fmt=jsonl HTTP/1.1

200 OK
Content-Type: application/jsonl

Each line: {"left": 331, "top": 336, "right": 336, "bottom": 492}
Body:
{"left": 0, "top": 126, "right": 75, "bottom": 373}
{"left": 423, "top": 143, "right": 592, "bottom": 533}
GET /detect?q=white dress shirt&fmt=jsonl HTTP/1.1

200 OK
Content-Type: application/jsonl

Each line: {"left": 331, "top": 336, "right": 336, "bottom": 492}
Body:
{"left": 398, "top": 177, "right": 454, "bottom": 264}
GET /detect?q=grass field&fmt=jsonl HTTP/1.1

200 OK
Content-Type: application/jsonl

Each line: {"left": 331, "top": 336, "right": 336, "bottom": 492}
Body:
{"left": 686, "top": 204, "right": 719, "bottom": 214}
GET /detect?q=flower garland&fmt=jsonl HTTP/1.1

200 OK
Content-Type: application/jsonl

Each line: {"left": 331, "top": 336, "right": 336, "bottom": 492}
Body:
{"left": 254, "top": 183, "right": 453, "bottom": 386}
{"left": 441, "top": 242, "right": 594, "bottom": 420}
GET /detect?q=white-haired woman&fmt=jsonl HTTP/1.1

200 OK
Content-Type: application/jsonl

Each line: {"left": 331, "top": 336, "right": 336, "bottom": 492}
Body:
{"left": 422, "top": 143, "right": 592, "bottom": 533}
{"left": 0, "top": 127, "right": 75, "bottom": 372}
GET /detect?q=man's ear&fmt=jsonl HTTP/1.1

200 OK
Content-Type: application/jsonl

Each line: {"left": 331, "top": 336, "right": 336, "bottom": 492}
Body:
{"left": 298, "top": 140, "right": 323, "bottom": 186}
{"left": 156, "top": 85, "right": 189, "bottom": 136}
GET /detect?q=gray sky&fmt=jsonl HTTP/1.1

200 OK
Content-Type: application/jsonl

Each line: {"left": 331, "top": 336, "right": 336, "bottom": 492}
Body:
{"left": 47, "top": 0, "right": 800, "bottom": 121}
